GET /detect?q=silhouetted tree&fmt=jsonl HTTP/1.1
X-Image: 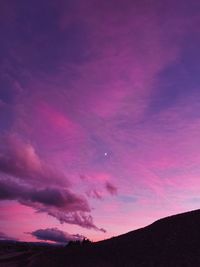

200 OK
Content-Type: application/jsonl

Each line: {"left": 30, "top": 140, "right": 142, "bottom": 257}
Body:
{"left": 66, "top": 240, "right": 81, "bottom": 249}
{"left": 82, "top": 238, "right": 92, "bottom": 246}
{"left": 66, "top": 238, "right": 92, "bottom": 249}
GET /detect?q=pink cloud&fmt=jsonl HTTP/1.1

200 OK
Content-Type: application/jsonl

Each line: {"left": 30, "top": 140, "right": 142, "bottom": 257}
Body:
{"left": 38, "top": 102, "right": 79, "bottom": 134}
{"left": 80, "top": 173, "right": 118, "bottom": 199}
{"left": 0, "top": 134, "right": 68, "bottom": 186}
{"left": 0, "top": 135, "right": 105, "bottom": 231}
{"left": 58, "top": 0, "right": 188, "bottom": 123}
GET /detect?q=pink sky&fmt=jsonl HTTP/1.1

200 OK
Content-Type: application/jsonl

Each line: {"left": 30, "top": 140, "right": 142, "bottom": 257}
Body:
{"left": 1, "top": 0, "right": 200, "bottom": 243}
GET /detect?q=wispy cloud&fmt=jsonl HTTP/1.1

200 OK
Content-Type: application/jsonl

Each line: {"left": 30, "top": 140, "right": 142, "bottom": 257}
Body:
{"left": 0, "top": 134, "right": 68, "bottom": 186}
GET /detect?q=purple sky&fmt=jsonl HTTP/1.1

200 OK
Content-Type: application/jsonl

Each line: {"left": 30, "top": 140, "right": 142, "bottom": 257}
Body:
{"left": 1, "top": 0, "right": 200, "bottom": 242}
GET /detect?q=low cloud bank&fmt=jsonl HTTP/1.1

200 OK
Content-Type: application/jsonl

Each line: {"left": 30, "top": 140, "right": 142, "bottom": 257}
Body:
{"left": 30, "top": 228, "right": 85, "bottom": 244}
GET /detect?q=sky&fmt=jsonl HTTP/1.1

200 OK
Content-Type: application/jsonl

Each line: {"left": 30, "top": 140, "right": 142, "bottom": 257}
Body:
{"left": 0, "top": 0, "right": 200, "bottom": 243}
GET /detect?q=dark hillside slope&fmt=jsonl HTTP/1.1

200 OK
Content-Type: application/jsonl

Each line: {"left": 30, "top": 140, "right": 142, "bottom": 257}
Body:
{"left": 93, "top": 209, "right": 200, "bottom": 266}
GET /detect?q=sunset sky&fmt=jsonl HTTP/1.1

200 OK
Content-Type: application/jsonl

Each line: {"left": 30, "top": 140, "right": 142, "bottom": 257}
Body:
{"left": 1, "top": 0, "right": 200, "bottom": 243}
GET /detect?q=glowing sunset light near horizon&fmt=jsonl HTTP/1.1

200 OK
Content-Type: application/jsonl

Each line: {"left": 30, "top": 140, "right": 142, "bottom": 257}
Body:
{"left": 0, "top": 0, "right": 200, "bottom": 244}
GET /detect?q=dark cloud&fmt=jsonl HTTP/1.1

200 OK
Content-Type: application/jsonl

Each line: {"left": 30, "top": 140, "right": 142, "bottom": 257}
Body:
{"left": 0, "top": 135, "right": 68, "bottom": 186}
{"left": 30, "top": 228, "right": 85, "bottom": 244}
{"left": 0, "top": 232, "right": 9, "bottom": 240}
{"left": 105, "top": 182, "right": 118, "bottom": 196}
{"left": 0, "top": 178, "right": 105, "bottom": 231}
{"left": 0, "top": 131, "right": 105, "bottom": 232}
{"left": 0, "top": 231, "right": 17, "bottom": 241}
{"left": 0, "top": 178, "right": 89, "bottom": 211}
{"left": 86, "top": 189, "right": 103, "bottom": 200}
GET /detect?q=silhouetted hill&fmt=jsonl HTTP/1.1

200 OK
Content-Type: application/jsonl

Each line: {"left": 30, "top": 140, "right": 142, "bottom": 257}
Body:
{"left": 1, "top": 209, "right": 200, "bottom": 266}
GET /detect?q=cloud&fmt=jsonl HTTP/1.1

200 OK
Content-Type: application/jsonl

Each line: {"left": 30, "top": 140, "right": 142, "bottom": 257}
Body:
{"left": 0, "top": 178, "right": 89, "bottom": 211}
{"left": 0, "top": 177, "right": 105, "bottom": 231}
{"left": 0, "top": 178, "right": 102, "bottom": 230}
{"left": 45, "top": 210, "right": 106, "bottom": 232}
{"left": 0, "top": 135, "right": 68, "bottom": 186}
{"left": 0, "top": 136, "right": 105, "bottom": 231}
{"left": 0, "top": 232, "right": 7, "bottom": 240}
{"left": 30, "top": 228, "right": 85, "bottom": 244}
{"left": 0, "top": 231, "right": 17, "bottom": 241}
{"left": 86, "top": 189, "right": 103, "bottom": 200}
{"left": 0, "top": 135, "right": 106, "bottom": 230}
{"left": 0, "top": 134, "right": 107, "bottom": 232}
{"left": 105, "top": 182, "right": 118, "bottom": 196}
{"left": 81, "top": 173, "right": 118, "bottom": 200}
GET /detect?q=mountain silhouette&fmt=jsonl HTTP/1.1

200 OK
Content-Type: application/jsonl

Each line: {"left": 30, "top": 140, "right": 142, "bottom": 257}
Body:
{"left": 1, "top": 209, "right": 200, "bottom": 266}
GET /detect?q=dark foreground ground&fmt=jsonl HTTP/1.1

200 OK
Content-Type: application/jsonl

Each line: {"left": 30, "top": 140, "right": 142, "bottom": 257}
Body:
{"left": 1, "top": 209, "right": 200, "bottom": 267}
